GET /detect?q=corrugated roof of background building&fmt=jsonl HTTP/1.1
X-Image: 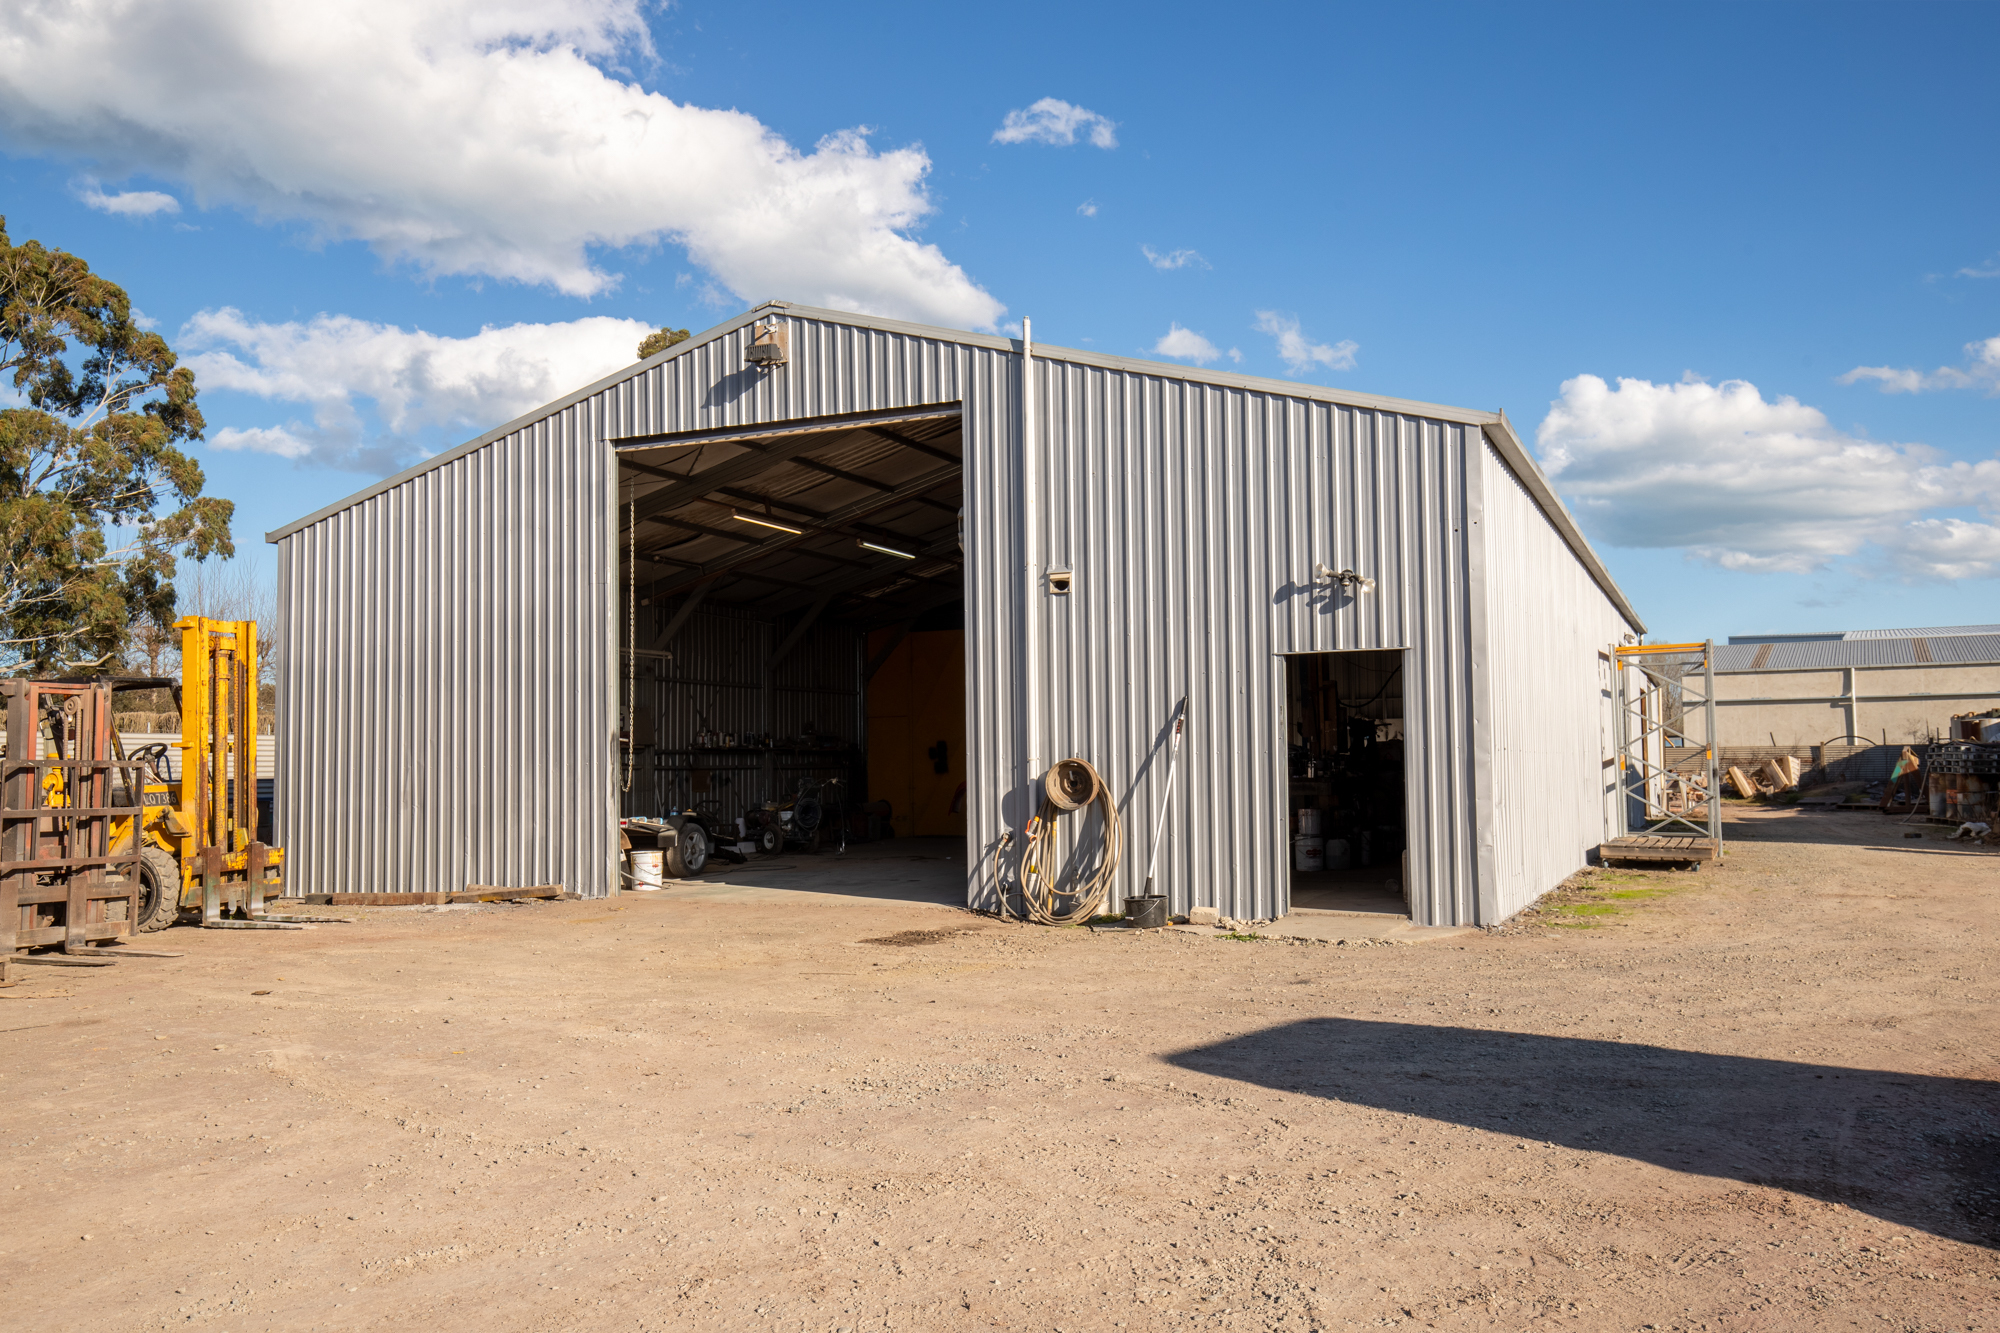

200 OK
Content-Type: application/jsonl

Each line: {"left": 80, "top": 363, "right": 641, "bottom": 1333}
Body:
{"left": 1714, "top": 634, "right": 2000, "bottom": 671}
{"left": 1843, "top": 624, "right": 2000, "bottom": 640}
{"left": 1728, "top": 623, "right": 2000, "bottom": 645}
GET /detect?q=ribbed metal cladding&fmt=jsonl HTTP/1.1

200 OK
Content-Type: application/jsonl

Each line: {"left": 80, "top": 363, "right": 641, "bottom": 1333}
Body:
{"left": 273, "top": 400, "right": 617, "bottom": 897}
{"left": 627, "top": 606, "right": 865, "bottom": 820}
{"left": 1474, "top": 442, "right": 1638, "bottom": 920}
{"left": 990, "top": 361, "right": 1485, "bottom": 925}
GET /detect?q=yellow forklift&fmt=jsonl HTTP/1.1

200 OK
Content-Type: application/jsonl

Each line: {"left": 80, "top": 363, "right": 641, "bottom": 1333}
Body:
{"left": 3, "top": 617, "right": 290, "bottom": 961}
{"left": 117, "top": 616, "right": 289, "bottom": 931}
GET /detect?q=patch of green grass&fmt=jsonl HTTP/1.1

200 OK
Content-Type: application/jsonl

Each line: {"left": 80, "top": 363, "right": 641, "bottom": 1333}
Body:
{"left": 1604, "top": 888, "right": 1666, "bottom": 900}
{"left": 1554, "top": 904, "right": 1623, "bottom": 917}
{"left": 1221, "top": 931, "right": 1263, "bottom": 942}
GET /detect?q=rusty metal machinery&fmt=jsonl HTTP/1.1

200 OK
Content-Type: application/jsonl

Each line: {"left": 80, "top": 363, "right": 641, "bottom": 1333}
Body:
{"left": 0, "top": 678, "right": 159, "bottom": 959}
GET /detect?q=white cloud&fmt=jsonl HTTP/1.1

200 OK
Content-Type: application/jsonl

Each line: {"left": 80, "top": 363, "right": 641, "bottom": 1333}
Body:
{"left": 992, "top": 98, "right": 1117, "bottom": 149}
{"left": 1840, "top": 335, "right": 2000, "bottom": 394}
{"left": 1891, "top": 519, "right": 2000, "bottom": 581}
{"left": 1537, "top": 373, "right": 2000, "bottom": 579}
{"left": 210, "top": 424, "right": 312, "bottom": 460}
{"left": 1958, "top": 258, "right": 2000, "bottom": 279}
{"left": 1076, "top": 199, "right": 1098, "bottom": 218}
{"left": 183, "top": 307, "right": 652, "bottom": 474}
{"left": 1152, "top": 324, "right": 1221, "bottom": 364}
{"left": 1141, "top": 245, "right": 1208, "bottom": 271}
{"left": 74, "top": 177, "right": 178, "bottom": 216}
{"left": 0, "top": 1, "right": 1001, "bottom": 328}
{"left": 1252, "top": 311, "right": 1357, "bottom": 376}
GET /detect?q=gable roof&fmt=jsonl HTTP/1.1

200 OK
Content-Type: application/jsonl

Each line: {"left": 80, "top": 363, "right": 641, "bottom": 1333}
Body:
{"left": 265, "top": 300, "right": 1642, "bottom": 632}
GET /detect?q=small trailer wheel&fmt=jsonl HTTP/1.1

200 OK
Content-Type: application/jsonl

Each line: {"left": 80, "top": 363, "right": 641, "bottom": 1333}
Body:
{"left": 664, "top": 823, "right": 710, "bottom": 878}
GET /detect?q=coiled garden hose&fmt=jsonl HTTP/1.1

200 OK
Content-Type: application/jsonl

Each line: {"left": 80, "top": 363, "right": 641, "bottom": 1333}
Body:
{"left": 1013, "top": 757, "right": 1123, "bottom": 926}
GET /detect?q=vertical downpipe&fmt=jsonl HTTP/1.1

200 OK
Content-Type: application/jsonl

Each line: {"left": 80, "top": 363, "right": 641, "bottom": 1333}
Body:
{"left": 1021, "top": 318, "right": 1041, "bottom": 783}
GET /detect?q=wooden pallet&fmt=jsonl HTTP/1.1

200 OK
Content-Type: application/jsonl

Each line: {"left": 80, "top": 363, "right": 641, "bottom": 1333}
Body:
{"left": 1598, "top": 835, "right": 1719, "bottom": 864}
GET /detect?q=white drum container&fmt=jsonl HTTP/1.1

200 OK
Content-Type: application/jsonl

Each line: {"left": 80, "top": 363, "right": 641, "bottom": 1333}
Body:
{"left": 1296, "top": 808, "right": 1323, "bottom": 837}
{"left": 1293, "top": 836, "right": 1325, "bottom": 872}
{"left": 1324, "top": 838, "right": 1352, "bottom": 871}
{"left": 629, "top": 849, "right": 665, "bottom": 891}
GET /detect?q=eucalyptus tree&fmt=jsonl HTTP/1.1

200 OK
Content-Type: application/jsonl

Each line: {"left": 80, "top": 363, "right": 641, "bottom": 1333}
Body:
{"left": 0, "top": 216, "right": 232, "bottom": 673}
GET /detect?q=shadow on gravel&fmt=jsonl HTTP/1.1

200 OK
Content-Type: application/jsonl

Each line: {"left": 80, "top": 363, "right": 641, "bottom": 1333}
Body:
{"left": 1166, "top": 1019, "right": 1999, "bottom": 1247}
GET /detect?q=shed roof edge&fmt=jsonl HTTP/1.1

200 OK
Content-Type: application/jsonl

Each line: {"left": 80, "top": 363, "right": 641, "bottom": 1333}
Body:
{"left": 1477, "top": 411, "right": 1646, "bottom": 636}
{"left": 264, "top": 297, "right": 1646, "bottom": 640}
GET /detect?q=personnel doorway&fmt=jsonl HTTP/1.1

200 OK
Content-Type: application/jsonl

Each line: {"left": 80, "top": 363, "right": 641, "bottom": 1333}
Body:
{"left": 1282, "top": 649, "right": 1408, "bottom": 915}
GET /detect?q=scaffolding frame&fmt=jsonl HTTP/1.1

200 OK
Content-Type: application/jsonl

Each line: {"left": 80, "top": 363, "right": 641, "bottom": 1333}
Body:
{"left": 1614, "top": 641, "right": 1722, "bottom": 851}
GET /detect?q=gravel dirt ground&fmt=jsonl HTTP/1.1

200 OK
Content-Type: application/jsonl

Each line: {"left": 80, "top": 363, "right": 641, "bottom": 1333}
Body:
{"left": 2, "top": 807, "right": 1995, "bottom": 1333}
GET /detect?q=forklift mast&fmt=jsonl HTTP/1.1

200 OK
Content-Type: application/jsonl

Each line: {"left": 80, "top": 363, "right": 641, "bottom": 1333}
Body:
{"left": 178, "top": 616, "right": 260, "bottom": 857}
{"left": 168, "top": 616, "right": 287, "bottom": 923}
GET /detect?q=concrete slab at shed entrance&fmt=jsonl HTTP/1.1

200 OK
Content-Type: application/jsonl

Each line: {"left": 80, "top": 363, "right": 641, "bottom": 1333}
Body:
{"left": 621, "top": 836, "right": 966, "bottom": 909}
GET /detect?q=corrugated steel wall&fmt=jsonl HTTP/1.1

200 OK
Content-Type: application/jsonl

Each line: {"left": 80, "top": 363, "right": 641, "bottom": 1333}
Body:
{"left": 273, "top": 310, "right": 976, "bottom": 899}
{"left": 273, "top": 403, "right": 617, "bottom": 896}
{"left": 1474, "top": 442, "right": 1637, "bottom": 920}
{"left": 627, "top": 606, "right": 865, "bottom": 821}
{"left": 979, "top": 361, "right": 1483, "bottom": 925}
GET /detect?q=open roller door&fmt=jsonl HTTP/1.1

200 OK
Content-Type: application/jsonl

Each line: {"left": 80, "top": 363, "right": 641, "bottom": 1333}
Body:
{"left": 613, "top": 406, "right": 966, "bottom": 861}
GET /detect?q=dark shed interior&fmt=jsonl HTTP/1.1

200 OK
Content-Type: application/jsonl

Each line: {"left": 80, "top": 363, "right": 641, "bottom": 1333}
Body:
{"left": 613, "top": 406, "right": 967, "bottom": 852}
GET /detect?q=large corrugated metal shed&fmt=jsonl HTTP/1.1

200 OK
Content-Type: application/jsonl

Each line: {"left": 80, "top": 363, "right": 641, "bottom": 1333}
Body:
{"left": 268, "top": 301, "right": 1643, "bottom": 924}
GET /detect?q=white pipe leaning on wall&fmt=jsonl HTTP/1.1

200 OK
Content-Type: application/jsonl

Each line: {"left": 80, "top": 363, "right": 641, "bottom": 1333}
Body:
{"left": 1021, "top": 317, "right": 1041, "bottom": 782}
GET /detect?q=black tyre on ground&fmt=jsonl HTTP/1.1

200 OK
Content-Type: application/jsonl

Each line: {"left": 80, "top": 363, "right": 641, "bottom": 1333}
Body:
{"left": 663, "top": 822, "right": 709, "bottom": 878}
{"left": 135, "top": 846, "right": 183, "bottom": 933}
{"left": 755, "top": 824, "right": 780, "bottom": 855}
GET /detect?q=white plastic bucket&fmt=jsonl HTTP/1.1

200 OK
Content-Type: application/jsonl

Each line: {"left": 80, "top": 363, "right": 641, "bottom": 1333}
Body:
{"left": 1293, "top": 836, "right": 1325, "bottom": 872}
{"left": 629, "top": 849, "right": 664, "bottom": 891}
{"left": 1296, "top": 808, "right": 1323, "bottom": 837}
{"left": 1324, "top": 838, "right": 1351, "bottom": 871}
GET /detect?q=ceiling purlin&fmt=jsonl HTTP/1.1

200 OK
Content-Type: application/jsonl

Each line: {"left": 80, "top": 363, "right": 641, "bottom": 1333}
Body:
{"left": 639, "top": 464, "right": 960, "bottom": 601}
{"left": 621, "top": 417, "right": 960, "bottom": 529}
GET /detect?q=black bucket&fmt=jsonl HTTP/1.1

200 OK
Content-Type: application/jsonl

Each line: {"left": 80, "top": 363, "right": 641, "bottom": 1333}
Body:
{"left": 1124, "top": 894, "right": 1168, "bottom": 929}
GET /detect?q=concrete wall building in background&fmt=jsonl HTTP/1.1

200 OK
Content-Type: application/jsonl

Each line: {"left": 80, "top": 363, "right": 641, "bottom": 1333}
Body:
{"left": 1714, "top": 626, "right": 2000, "bottom": 748}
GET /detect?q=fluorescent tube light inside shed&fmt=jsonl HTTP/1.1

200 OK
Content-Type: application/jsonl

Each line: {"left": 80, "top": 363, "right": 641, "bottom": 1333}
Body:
{"left": 859, "top": 540, "right": 916, "bottom": 559}
{"left": 731, "top": 511, "right": 804, "bottom": 535}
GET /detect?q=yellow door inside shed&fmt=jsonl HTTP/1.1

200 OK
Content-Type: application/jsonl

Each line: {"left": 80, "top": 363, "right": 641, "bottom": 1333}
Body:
{"left": 866, "top": 629, "right": 966, "bottom": 837}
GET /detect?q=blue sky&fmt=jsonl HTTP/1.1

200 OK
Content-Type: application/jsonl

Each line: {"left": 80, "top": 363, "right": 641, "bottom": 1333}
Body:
{"left": 2, "top": 0, "right": 1996, "bottom": 641}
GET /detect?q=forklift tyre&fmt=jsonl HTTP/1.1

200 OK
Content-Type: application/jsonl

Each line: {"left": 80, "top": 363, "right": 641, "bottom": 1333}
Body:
{"left": 663, "top": 823, "right": 710, "bottom": 878}
{"left": 135, "top": 846, "right": 184, "bottom": 933}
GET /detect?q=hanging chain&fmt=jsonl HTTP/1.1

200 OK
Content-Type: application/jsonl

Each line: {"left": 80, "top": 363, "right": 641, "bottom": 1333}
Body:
{"left": 623, "top": 501, "right": 636, "bottom": 794}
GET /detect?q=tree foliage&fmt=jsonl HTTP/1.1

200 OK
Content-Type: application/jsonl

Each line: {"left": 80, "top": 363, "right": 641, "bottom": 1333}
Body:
{"left": 0, "top": 216, "right": 232, "bottom": 674}
{"left": 637, "top": 326, "right": 690, "bottom": 360}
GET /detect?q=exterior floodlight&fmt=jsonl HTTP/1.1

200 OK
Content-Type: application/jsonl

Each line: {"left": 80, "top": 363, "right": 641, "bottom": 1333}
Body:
{"left": 732, "top": 510, "right": 803, "bottom": 535}
{"left": 1312, "top": 562, "right": 1375, "bottom": 592}
{"left": 744, "top": 322, "right": 789, "bottom": 368}
{"left": 859, "top": 540, "right": 916, "bottom": 559}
